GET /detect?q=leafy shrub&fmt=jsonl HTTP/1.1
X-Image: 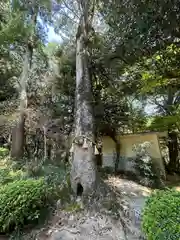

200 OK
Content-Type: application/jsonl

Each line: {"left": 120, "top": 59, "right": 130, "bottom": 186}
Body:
{"left": 24, "top": 159, "right": 67, "bottom": 180}
{"left": 24, "top": 160, "right": 71, "bottom": 198}
{"left": 0, "top": 147, "right": 9, "bottom": 158}
{"left": 43, "top": 164, "right": 71, "bottom": 202}
{"left": 0, "top": 178, "right": 53, "bottom": 232}
{"left": 133, "top": 142, "right": 164, "bottom": 187}
{"left": 0, "top": 158, "right": 27, "bottom": 185}
{"left": 0, "top": 168, "right": 24, "bottom": 185}
{"left": 142, "top": 189, "right": 180, "bottom": 240}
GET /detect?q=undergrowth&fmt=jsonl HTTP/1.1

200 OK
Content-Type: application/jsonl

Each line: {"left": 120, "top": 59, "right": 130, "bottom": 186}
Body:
{"left": 0, "top": 147, "right": 71, "bottom": 236}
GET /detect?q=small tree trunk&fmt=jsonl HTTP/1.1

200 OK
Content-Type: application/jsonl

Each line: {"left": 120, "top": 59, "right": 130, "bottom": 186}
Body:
{"left": 167, "top": 131, "right": 179, "bottom": 173}
{"left": 33, "top": 129, "right": 41, "bottom": 158}
{"left": 114, "top": 138, "right": 120, "bottom": 174}
{"left": 47, "top": 143, "right": 52, "bottom": 160}
{"left": 11, "top": 112, "right": 25, "bottom": 158}
{"left": 102, "top": 126, "right": 120, "bottom": 174}
{"left": 70, "top": 1, "right": 97, "bottom": 196}
{"left": 43, "top": 127, "right": 47, "bottom": 160}
{"left": 109, "top": 133, "right": 120, "bottom": 174}
{"left": 11, "top": 46, "right": 31, "bottom": 158}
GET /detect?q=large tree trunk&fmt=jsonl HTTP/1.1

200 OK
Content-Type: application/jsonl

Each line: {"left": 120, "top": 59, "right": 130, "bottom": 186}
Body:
{"left": 70, "top": 0, "right": 97, "bottom": 196}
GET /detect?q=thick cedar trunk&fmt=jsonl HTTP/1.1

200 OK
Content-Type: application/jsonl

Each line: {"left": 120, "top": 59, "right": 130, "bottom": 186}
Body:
{"left": 70, "top": 1, "right": 97, "bottom": 196}
{"left": 167, "top": 131, "right": 179, "bottom": 173}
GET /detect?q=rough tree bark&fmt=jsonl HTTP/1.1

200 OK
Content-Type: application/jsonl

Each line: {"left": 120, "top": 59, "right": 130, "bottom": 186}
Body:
{"left": 11, "top": 3, "right": 37, "bottom": 159}
{"left": 70, "top": 0, "right": 97, "bottom": 196}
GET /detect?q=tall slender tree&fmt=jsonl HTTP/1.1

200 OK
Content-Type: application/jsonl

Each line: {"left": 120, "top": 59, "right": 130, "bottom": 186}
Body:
{"left": 11, "top": 1, "right": 38, "bottom": 158}
{"left": 10, "top": 0, "right": 52, "bottom": 158}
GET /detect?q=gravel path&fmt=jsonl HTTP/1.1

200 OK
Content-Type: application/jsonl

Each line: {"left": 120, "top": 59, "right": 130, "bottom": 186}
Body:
{"left": 106, "top": 177, "right": 151, "bottom": 224}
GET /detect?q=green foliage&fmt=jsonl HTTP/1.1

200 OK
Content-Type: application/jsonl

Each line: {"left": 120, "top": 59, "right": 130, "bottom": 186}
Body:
{"left": 0, "top": 178, "right": 53, "bottom": 232}
{"left": 0, "top": 147, "right": 9, "bottom": 157}
{"left": 132, "top": 142, "right": 164, "bottom": 188}
{"left": 0, "top": 44, "right": 21, "bottom": 103}
{"left": 0, "top": 155, "right": 71, "bottom": 234}
{"left": 122, "top": 43, "right": 180, "bottom": 137}
{"left": 140, "top": 44, "right": 180, "bottom": 94}
{"left": 0, "top": 154, "right": 70, "bottom": 196}
{"left": 0, "top": 152, "right": 27, "bottom": 185}
{"left": 100, "top": 0, "right": 180, "bottom": 66}
{"left": 142, "top": 189, "right": 180, "bottom": 240}
{"left": 0, "top": 12, "right": 28, "bottom": 45}
{"left": 24, "top": 159, "right": 68, "bottom": 182}
{"left": 0, "top": 168, "right": 25, "bottom": 185}
{"left": 40, "top": 163, "right": 71, "bottom": 202}
{"left": 22, "top": 158, "right": 71, "bottom": 202}
{"left": 147, "top": 115, "right": 180, "bottom": 132}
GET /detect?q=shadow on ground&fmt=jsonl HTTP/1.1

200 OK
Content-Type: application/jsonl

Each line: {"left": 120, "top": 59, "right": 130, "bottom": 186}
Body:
{"left": 34, "top": 175, "right": 150, "bottom": 240}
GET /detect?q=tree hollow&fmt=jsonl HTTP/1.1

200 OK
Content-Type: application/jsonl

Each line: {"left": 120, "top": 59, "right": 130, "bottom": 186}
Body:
{"left": 76, "top": 182, "right": 83, "bottom": 196}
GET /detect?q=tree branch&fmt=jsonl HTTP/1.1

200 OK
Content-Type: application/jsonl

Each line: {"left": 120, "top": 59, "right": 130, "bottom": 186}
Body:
{"left": 62, "top": 0, "right": 80, "bottom": 19}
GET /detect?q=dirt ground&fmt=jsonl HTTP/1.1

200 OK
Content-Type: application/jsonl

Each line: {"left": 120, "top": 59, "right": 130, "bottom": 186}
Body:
{"left": 36, "top": 176, "right": 152, "bottom": 240}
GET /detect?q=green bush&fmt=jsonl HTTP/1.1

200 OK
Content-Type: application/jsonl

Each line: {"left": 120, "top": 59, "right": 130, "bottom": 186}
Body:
{"left": 24, "top": 161, "right": 71, "bottom": 199}
{"left": 142, "top": 189, "right": 180, "bottom": 240}
{"left": 0, "top": 168, "right": 26, "bottom": 185}
{"left": 0, "top": 178, "right": 53, "bottom": 232}
{"left": 0, "top": 147, "right": 9, "bottom": 158}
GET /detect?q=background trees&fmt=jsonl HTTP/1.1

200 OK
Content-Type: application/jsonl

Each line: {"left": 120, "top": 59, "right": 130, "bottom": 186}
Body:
{"left": 0, "top": 0, "right": 179, "bottom": 180}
